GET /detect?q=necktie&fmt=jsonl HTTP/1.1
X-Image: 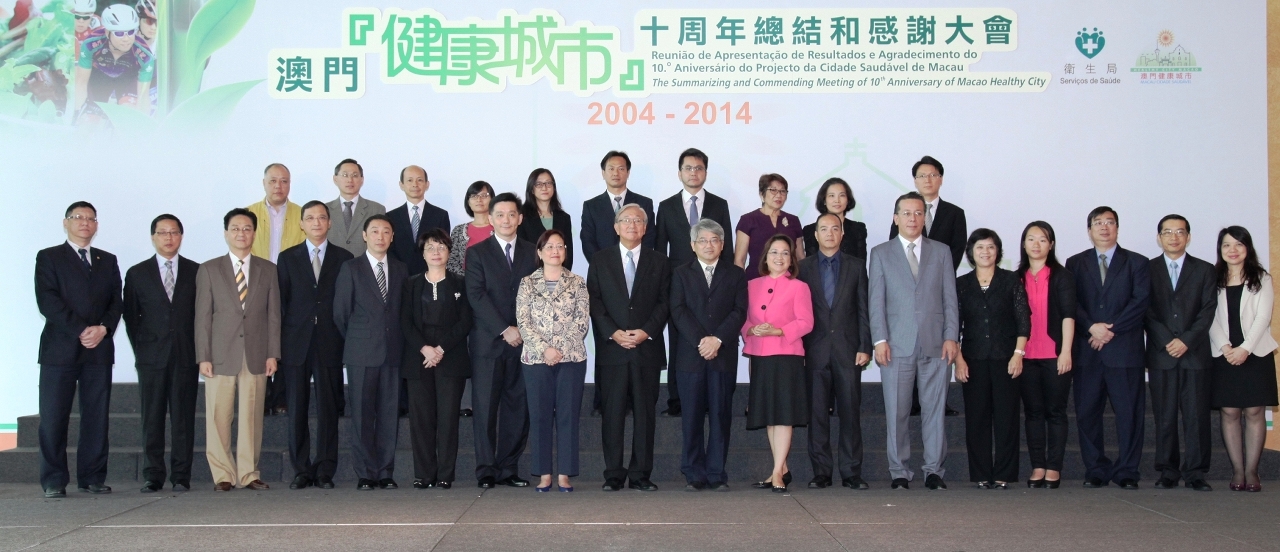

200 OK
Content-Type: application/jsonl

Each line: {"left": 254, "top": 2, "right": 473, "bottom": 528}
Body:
{"left": 1099, "top": 253, "right": 1109, "bottom": 285}
{"left": 312, "top": 248, "right": 322, "bottom": 280}
{"left": 411, "top": 205, "right": 420, "bottom": 238}
{"left": 925, "top": 203, "right": 934, "bottom": 235}
{"left": 688, "top": 196, "right": 699, "bottom": 227}
{"left": 235, "top": 260, "right": 247, "bottom": 310}
{"left": 505, "top": 243, "right": 514, "bottom": 268}
{"left": 1170, "top": 261, "right": 1180, "bottom": 290}
{"left": 823, "top": 258, "right": 836, "bottom": 307}
{"left": 376, "top": 261, "right": 387, "bottom": 301}
{"left": 78, "top": 248, "right": 90, "bottom": 270}
{"left": 614, "top": 196, "right": 622, "bottom": 214}
{"left": 625, "top": 251, "right": 636, "bottom": 297}
{"left": 343, "top": 200, "right": 354, "bottom": 228}
{"left": 163, "top": 260, "right": 175, "bottom": 301}
{"left": 704, "top": 265, "right": 714, "bottom": 287}
{"left": 906, "top": 243, "right": 919, "bottom": 280}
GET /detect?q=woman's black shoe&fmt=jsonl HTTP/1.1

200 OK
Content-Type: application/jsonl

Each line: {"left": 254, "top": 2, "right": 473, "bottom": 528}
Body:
{"left": 771, "top": 483, "right": 788, "bottom": 493}
{"left": 976, "top": 481, "right": 991, "bottom": 489}
{"left": 1027, "top": 478, "right": 1045, "bottom": 488}
{"left": 752, "top": 479, "right": 773, "bottom": 489}
{"left": 782, "top": 472, "right": 792, "bottom": 486}
{"left": 1045, "top": 479, "right": 1061, "bottom": 489}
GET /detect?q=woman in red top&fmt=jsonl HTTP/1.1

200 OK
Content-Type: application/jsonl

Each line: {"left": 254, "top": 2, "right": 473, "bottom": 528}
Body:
{"left": 447, "top": 181, "right": 495, "bottom": 277}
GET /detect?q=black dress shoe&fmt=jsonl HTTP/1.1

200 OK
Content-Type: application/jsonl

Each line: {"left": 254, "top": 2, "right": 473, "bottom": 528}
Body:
{"left": 602, "top": 478, "right": 624, "bottom": 491}
{"left": 289, "top": 475, "right": 312, "bottom": 490}
{"left": 317, "top": 477, "right": 335, "bottom": 490}
{"left": 1153, "top": 477, "right": 1178, "bottom": 489}
{"left": 1187, "top": 480, "right": 1213, "bottom": 492}
{"left": 357, "top": 479, "right": 376, "bottom": 491}
{"left": 478, "top": 476, "right": 496, "bottom": 489}
{"left": 842, "top": 477, "right": 870, "bottom": 490}
{"left": 1119, "top": 478, "right": 1139, "bottom": 490}
{"left": 413, "top": 479, "right": 429, "bottom": 489}
{"left": 80, "top": 484, "right": 112, "bottom": 494}
{"left": 944, "top": 405, "right": 960, "bottom": 416}
{"left": 1082, "top": 477, "right": 1107, "bottom": 488}
{"left": 172, "top": 480, "right": 190, "bottom": 492}
{"left": 437, "top": 481, "right": 452, "bottom": 489}
{"left": 379, "top": 478, "right": 398, "bottom": 490}
{"left": 140, "top": 480, "right": 163, "bottom": 493}
{"left": 1027, "top": 478, "right": 1045, "bottom": 488}
{"left": 924, "top": 474, "right": 947, "bottom": 490}
{"left": 909, "top": 405, "right": 921, "bottom": 416}
{"left": 459, "top": 408, "right": 473, "bottom": 417}
{"left": 43, "top": 486, "right": 66, "bottom": 498}
{"left": 710, "top": 482, "right": 730, "bottom": 492}
{"left": 685, "top": 481, "right": 707, "bottom": 492}
{"left": 629, "top": 478, "right": 658, "bottom": 491}
{"left": 891, "top": 478, "right": 910, "bottom": 489}
{"left": 808, "top": 476, "right": 832, "bottom": 489}
{"left": 497, "top": 476, "right": 529, "bottom": 488}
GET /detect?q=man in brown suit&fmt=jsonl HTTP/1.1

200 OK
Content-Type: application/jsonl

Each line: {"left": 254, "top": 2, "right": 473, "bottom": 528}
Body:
{"left": 195, "top": 208, "right": 281, "bottom": 491}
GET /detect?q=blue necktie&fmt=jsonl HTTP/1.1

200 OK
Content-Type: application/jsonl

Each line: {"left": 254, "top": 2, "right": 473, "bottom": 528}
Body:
{"left": 505, "top": 243, "right": 513, "bottom": 268}
{"left": 823, "top": 258, "right": 836, "bottom": 307}
{"left": 78, "top": 248, "right": 90, "bottom": 271}
{"left": 1170, "top": 261, "right": 1180, "bottom": 290}
{"left": 625, "top": 251, "right": 636, "bottom": 297}
{"left": 688, "top": 196, "right": 699, "bottom": 227}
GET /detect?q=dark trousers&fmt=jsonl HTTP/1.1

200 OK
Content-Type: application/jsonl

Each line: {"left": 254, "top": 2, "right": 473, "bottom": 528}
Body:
{"left": 1020, "top": 358, "right": 1072, "bottom": 471}
{"left": 599, "top": 360, "right": 661, "bottom": 482}
{"left": 665, "top": 328, "right": 682, "bottom": 412}
{"left": 961, "top": 358, "right": 1021, "bottom": 482}
{"left": 472, "top": 350, "right": 529, "bottom": 481}
{"left": 347, "top": 363, "right": 400, "bottom": 480}
{"left": 1149, "top": 368, "right": 1211, "bottom": 482}
{"left": 39, "top": 363, "right": 111, "bottom": 489}
{"left": 678, "top": 367, "right": 736, "bottom": 485}
{"left": 136, "top": 355, "right": 197, "bottom": 484}
{"left": 1074, "top": 363, "right": 1145, "bottom": 482}
{"left": 284, "top": 350, "right": 343, "bottom": 480}
{"left": 265, "top": 372, "right": 287, "bottom": 411}
{"left": 523, "top": 361, "right": 586, "bottom": 477}
{"left": 806, "top": 362, "right": 863, "bottom": 481}
{"left": 405, "top": 372, "right": 467, "bottom": 483}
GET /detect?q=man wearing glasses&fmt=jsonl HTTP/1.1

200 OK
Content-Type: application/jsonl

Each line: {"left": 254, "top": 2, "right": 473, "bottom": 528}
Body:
{"left": 327, "top": 158, "right": 387, "bottom": 257}
{"left": 74, "top": 4, "right": 153, "bottom": 116}
{"left": 71, "top": 0, "right": 101, "bottom": 61}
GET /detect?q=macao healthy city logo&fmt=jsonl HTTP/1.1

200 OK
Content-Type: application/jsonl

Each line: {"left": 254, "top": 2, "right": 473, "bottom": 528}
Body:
{"left": 1075, "top": 27, "right": 1103, "bottom": 58}
{"left": 1131, "top": 29, "right": 1199, "bottom": 83}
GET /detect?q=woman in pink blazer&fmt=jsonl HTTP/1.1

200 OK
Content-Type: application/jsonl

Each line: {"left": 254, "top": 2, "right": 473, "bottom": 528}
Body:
{"left": 742, "top": 234, "right": 814, "bottom": 492}
{"left": 1209, "top": 226, "right": 1278, "bottom": 492}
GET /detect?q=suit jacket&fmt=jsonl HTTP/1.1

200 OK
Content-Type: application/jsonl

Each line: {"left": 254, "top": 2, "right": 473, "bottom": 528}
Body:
{"left": 654, "top": 190, "right": 734, "bottom": 269}
{"left": 387, "top": 200, "right": 451, "bottom": 276}
{"left": 194, "top": 255, "right": 281, "bottom": 376}
{"left": 333, "top": 255, "right": 407, "bottom": 368}
{"left": 579, "top": 190, "right": 655, "bottom": 261}
{"left": 465, "top": 235, "right": 538, "bottom": 358}
{"left": 401, "top": 271, "right": 472, "bottom": 379}
{"left": 1065, "top": 246, "right": 1151, "bottom": 368}
{"left": 123, "top": 254, "right": 198, "bottom": 368}
{"left": 517, "top": 210, "right": 574, "bottom": 271}
{"left": 277, "top": 241, "right": 354, "bottom": 368}
{"left": 35, "top": 243, "right": 123, "bottom": 365}
{"left": 587, "top": 246, "right": 670, "bottom": 367}
{"left": 1145, "top": 254, "right": 1217, "bottom": 370}
{"left": 799, "top": 251, "right": 871, "bottom": 370}
{"left": 956, "top": 268, "right": 1031, "bottom": 361}
{"left": 741, "top": 273, "right": 814, "bottom": 357}
{"left": 889, "top": 199, "right": 966, "bottom": 271}
{"left": 867, "top": 237, "right": 959, "bottom": 358}
{"left": 246, "top": 200, "right": 305, "bottom": 261}
{"left": 802, "top": 218, "right": 868, "bottom": 262}
{"left": 1210, "top": 273, "right": 1279, "bottom": 358}
{"left": 668, "top": 261, "right": 747, "bottom": 372}
{"left": 325, "top": 196, "right": 387, "bottom": 256}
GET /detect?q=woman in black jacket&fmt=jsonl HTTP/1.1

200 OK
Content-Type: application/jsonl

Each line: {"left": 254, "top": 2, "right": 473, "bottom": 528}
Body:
{"left": 401, "top": 228, "right": 472, "bottom": 490}
{"left": 518, "top": 168, "right": 575, "bottom": 271}
{"left": 954, "top": 229, "right": 1031, "bottom": 489}
{"left": 801, "top": 177, "right": 868, "bottom": 261}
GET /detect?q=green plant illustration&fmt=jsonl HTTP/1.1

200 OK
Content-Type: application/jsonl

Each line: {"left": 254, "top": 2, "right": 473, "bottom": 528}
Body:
{"left": 0, "top": 1, "right": 76, "bottom": 120}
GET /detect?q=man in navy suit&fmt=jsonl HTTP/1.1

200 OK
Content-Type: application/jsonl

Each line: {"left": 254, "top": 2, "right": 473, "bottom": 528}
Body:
{"left": 1066, "top": 206, "right": 1151, "bottom": 490}
{"left": 122, "top": 214, "right": 199, "bottom": 493}
{"left": 277, "top": 201, "right": 354, "bottom": 490}
{"left": 34, "top": 201, "right": 122, "bottom": 497}
{"left": 388, "top": 165, "right": 451, "bottom": 276}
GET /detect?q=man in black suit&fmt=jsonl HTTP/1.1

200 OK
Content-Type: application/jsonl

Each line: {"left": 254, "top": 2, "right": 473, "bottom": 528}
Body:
{"left": 799, "top": 213, "right": 872, "bottom": 490}
{"left": 277, "top": 201, "right": 355, "bottom": 490}
{"left": 588, "top": 203, "right": 671, "bottom": 492}
{"left": 1066, "top": 206, "right": 1151, "bottom": 490}
{"left": 889, "top": 155, "right": 964, "bottom": 417}
{"left": 34, "top": 201, "right": 122, "bottom": 497}
{"left": 668, "top": 219, "right": 745, "bottom": 492}
{"left": 1145, "top": 214, "right": 1216, "bottom": 491}
{"left": 334, "top": 214, "right": 407, "bottom": 491}
{"left": 122, "top": 214, "right": 199, "bottom": 493}
{"left": 654, "top": 147, "right": 734, "bottom": 418}
{"left": 465, "top": 193, "right": 537, "bottom": 489}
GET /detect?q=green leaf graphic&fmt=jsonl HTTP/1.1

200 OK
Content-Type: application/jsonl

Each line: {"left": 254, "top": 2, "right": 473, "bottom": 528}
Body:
{"left": 97, "top": 102, "right": 158, "bottom": 136}
{"left": 161, "top": 79, "right": 262, "bottom": 133}
{"left": 186, "top": 0, "right": 256, "bottom": 68}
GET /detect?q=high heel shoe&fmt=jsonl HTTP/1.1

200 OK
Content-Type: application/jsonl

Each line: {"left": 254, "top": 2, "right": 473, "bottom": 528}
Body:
{"left": 1044, "top": 479, "right": 1061, "bottom": 489}
{"left": 1027, "top": 478, "right": 1045, "bottom": 488}
{"left": 783, "top": 472, "right": 792, "bottom": 486}
{"left": 535, "top": 485, "right": 552, "bottom": 493}
{"left": 558, "top": 485, "right": 574, "bottom": 492}
{"left": 1230, "top": 482, "right": 1246, "bottom": 491}
{"left": 1246, "top": 483, "right": 1262, "bottom": 492}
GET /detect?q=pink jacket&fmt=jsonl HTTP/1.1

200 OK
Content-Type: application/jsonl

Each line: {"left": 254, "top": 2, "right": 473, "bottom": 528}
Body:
{"left": 741, "top": 273, "right": 814, "bottom": 356}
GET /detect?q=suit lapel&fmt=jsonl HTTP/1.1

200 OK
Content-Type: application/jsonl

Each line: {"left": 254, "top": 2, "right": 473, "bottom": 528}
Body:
{"left": 1102, "top": 247, "right": 1127, "bottom": 291}
{"left": 146, "top": 255, "right": 172, "bottom": 304}
{"left": 830, "top": 255, "right": 854, "bottom": 310}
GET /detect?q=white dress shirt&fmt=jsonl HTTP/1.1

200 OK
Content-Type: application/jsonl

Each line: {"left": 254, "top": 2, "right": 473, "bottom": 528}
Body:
{"left": 309, "top": 239, "right": 329, "bottom": 264}
{"left": 682, "top": 188, "right": 706, "bottom": 219}
{"left": 366, "top": 250, "right": 388, "bottom": 273}
{"left": 619, "top": 241, "right": 642, "bottom": 265}
{"left": 494, "top": 234, "right": 517, "bottom": 261}
{"left": 67, "top": 241, "right": 92, "bottom": 265}
{"left": 228, "top": 252, "right": 250, "bottom": 285}
{"left": 156, "top": 253, "right": 178, "bottom": 280}
{"left": 266, "top": 201, "right": 287, "bottom": 262}
{"left": 897, "top": 234, "right": 922, "bottom": 264}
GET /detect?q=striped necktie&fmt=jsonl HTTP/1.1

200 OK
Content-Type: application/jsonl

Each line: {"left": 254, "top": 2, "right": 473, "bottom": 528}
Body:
{"left": 235, "top": 260, "right": 247, "bottom": 310}
{"left": 376, "top": 262, "right": 387, "bottom": 301}
{"left": 163, "top": 260, "right": 175, "bottom": 301}
{"left": 411, "top": 205, "right": 420, "bottom": 238}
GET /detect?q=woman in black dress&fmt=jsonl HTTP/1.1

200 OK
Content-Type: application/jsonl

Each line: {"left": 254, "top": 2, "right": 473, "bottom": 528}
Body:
{"left": 801, "top": 177, "right": 868, "bottom": 261}
{"left": 1210, "top": 226, "right": 1278, "bottom": 492}
{"left": 518, "top": 168, "right": 575, "bottom": 271}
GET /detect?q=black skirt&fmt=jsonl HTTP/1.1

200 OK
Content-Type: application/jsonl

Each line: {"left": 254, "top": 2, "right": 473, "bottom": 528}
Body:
{"left": 1212, "top": 351, "right": 1279, "bottom": 408}
{"left": 746, "top": 355, "right": 808, "bottom": 430}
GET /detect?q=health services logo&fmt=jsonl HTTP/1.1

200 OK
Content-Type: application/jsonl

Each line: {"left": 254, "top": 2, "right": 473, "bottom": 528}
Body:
{"left": 1130, "top": 29, "right": 1199, "bottom": 84}
{"left": 1075, "top": 27, "right": 1104, "bottom": 59}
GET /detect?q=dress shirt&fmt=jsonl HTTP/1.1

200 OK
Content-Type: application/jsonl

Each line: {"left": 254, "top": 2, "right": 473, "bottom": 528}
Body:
{"left": 266, "top": 201, "right": 286, "bottom": 262}
{"left": 681, "top": 188, "right": 706, "bottom": 218}
{"left": 818, "top": 250, "right": 840, "bottom": 305}
{"left": 607, "top": 189, "right": 627, "bottom": 212}
{"left": 897, "top": 234, "right": 922, "bottom": 264}
{"left": 156, "top": 253, "right": 178, "bottom": 280}
{"left": 494, "top": 234, "right": 517, "bottom": 263}
{"left": 338, "top": 195, "right": 361, "bottom": 215}
{"left": 1095, "top": 245, "right": 1117, "bottom": 266}
{"left": 619, "top": 241, "right": 642, "bottom": 265}
{"left": 308, "top": 239, "right": 329, "bottom": 264}
{"left": 1164, "top": 253, "right": 1184, "bottom": 289}
{"left": 228, "top": 252, "right": 250, "bottom": 285}
{"left": 365, "top": 250, "right": 389, "bottom": 273}
{"left": 67, "top": 240, "right": 92, "bottom": 265}
{"left": 405, "top": 198, "right": 427, "bottom": 230}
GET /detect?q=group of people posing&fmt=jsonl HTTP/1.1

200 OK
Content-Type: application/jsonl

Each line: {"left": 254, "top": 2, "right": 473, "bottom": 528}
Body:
{"left": 34, "top": 150, "right": 1275, "bottom": 498}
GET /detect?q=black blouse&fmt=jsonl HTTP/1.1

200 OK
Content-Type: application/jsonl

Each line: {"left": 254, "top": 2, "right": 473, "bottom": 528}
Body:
{"left": 956, "top": 268, "right": 1032, "bottom": 361}
{"left": 400, "top": 271, "right": 473, "bottom": 379}
{"left": 802, "top": 218, "right": 868, "bottom": 262}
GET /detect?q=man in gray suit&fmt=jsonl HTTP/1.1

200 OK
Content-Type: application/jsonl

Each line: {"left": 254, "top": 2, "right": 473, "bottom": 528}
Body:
{"left": 195, "top": 208, "right": 281, "bottom": 492}
{"left": 868, "top": 192, "right": 959, "bottom": 490}
{"left": 334, "top": 214, "right": 407, "bottom": 490}
{"left": 326, "top": 158, "right": 387, "bottom": 256}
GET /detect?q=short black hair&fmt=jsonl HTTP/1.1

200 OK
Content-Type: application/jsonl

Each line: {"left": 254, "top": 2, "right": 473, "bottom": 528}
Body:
{"left": 600, "top": 150, "right": 631, "bottom": 170}
{"left": 1086, "top": 206, "right": 1118, "bottom": 228}
{"left": 399, "top": 165, "right": 428, "bottom": 182}
{"left": 65, "top": 201, "right": 96, "bottom": 217}
{"left": 150, "top": 214, "right": 183, "bottom": 234}
{"left": 362, "top": 213, "right": 392, "bottom": 232}
{"left": 678, "top": 148, "right": 708, "bottom": 170}
{"left": 815, "top": 177, "right": 855, "bottom": 214}
{"left": 489, "top": 192, "right": 522, "bottom": 215}
{"left": 1158, "top": 214, "right": 1189, "bottom": 234}
{"left": 224, "top": 208, "right": 256, "bottom": 230}
{"left": 301, "top": 200, "right": 329, "bottom": 217}
{"left": 757, "top": 173, "right": 788, "bottom": 196}
{"left": 334, "top": 158, "right": 363, "bottom": 176}
{"left": 964, "top": 228, "right": 1003, "bottom": 269}
{"left": 911, "top": 155, "right": 944, "bottom": 177}
{"left": 894, "top": 191, "right": 925, "bottom": 214}
{"left": 815, "top": 212, "right": 843, "bottom": 229}
{"left": 416, "top": 227, "right": 452, "bottom": 257}
{"left": 463, "top": 181, "right": 495, "bottom": 217}
{"left": 263, "top": 163, "right": 288, "bottom": 175}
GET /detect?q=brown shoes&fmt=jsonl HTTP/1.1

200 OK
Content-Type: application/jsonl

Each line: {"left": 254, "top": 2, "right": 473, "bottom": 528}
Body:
{"left": 245, "top": 480, "right": 270, "bottom": 490}
{"left": 214, "top": 482, "right": 234, "bottom": 492}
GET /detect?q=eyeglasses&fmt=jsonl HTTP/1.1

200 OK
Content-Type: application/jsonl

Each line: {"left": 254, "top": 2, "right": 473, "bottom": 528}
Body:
{"left": 227, "top": 227, "right": 254, "bottom": 234}
{"left": 112, "top": 30, "right": 136, "bottom": 37}
{"left": 914, "top": 173, "right": 941, "bottom": 180}
{"left": 765, "top": 188, "right": 788, "bottom": 196}
{"left": 153, "top": 231, "right": 182, "bottom": 237}
{"left": 681, "top": 165, "right": 706, "bottom": 173}
{"left": 336, "top": 172, "right": 362, "bottom": 179}
{"left": 897, "top": 210, "right": 924, "bottom": 217}
{"left": 302, "top": 215, "right": 330, "bottom": 222}
{"left": 423, "top": 244, "right": 449, "bottom": 253}
{"left": 1159, "top": 229, "right": 1186, "bottom": 237}
{"left": 470, "top": 192, "right": 492, "bottom": 200}
{"left": 66, "top": 214, "right": 98, "bottom": 223}
{"left": 767, "top": 249, "right": 791, "bottom": 257}
{"left": 74, "top": 14, "right": 92, "bottom": 20}
{"left": 534, "top": 181, "right": 555, "bottom": 190}
{"left": 541, "top": 244, "right": 567, "bottom": 252}
{"left": 617, "top": 217, "right": 645, "bottom": 226}
{"left": 695, "top": 238, "right": 722, "bottom": 246}
{"left": 1091, "top": 219, "right": 1117, "bottom": 228}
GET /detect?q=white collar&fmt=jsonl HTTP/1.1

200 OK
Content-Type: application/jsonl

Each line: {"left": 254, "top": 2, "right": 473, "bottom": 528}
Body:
{"left": 156, "top": 253, "right": 177, "bottom": 272}
{"left": 366, "top": 250, "right": 388, "bottom": 272}
{"left": 697, "top": 258, "right": 717, "bottom": 273}
{"left": 606, "top": 189, "right": 627, "bottom": 203}
{"left": 228, "top": 251, "right": 250, "bottom": 270}
{"left": 338, "top": 195, "right": 360, "bottom": 211}
{"left": 67, "top": 240, "right": 91, "bottom": 256}
{"left": 308, "top": 239, "right": 329, "bottom": 254}
{"left": 619, "top": 241, "right": 642, "bottom": 261}
{"left": 681, "top": 187, "right": 705, "bottom": 205}
{"left": 266, "top": 200, "right": 287, "bottom": 215}
{"left": 405, "top": 198, "right": 426, "bottom": 212}
{"left": 1164, "top": 253, "right": 1185, "bottom": 266}
{"left": 897, "top": 234, "right": 922, "bottom": 248}
{"left": 924, "top": 196, "right": 940, "bottom": 211}
{"left": 494, "top": 234, "right": 517, "bottom": 251}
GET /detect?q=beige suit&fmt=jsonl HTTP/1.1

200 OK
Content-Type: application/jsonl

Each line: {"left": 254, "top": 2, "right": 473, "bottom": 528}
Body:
{"left": 326, "top": 196, "right": 386, "bottom": 257}
{"left": 195, "top": 254, "right": 281, "bottom": 486}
